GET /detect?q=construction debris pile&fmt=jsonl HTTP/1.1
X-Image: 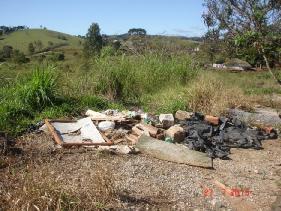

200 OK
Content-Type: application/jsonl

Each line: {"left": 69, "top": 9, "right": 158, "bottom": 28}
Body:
{"left": 41, "top": 109, "right": 278, "bottom": 160}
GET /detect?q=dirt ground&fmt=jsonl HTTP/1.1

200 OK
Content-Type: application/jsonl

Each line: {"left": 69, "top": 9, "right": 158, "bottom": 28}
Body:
{"left": 1, "top": 132, "right": 281, "bottom": 210}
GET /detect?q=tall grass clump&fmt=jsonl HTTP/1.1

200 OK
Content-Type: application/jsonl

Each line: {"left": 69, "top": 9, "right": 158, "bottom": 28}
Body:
{"left": 18, "top": 65, "right": 57, "bottom": 110}
{"left": 0, "top": 65, "right": 59, "bottom": 135}
{"left": 90, "top": 53, "right": 199, "bottom": 103}
{"left": 186, "top": 73, "right": 252, "bottom": 115}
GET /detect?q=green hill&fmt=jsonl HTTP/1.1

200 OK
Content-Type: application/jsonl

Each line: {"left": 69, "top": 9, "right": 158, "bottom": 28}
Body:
{"left": 0, "top": 29, "right": 83, "bottom": 54}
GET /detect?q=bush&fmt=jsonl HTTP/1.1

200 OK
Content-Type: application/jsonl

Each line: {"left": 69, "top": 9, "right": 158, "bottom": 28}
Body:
{"left": 12, "top": 50, "right": 29, "bottom": 64}
{"left": 2, "top": 45, "right": 13, "bottom": 58}
{"left": 47, "top": 52, "right": 64, "bottom": 61}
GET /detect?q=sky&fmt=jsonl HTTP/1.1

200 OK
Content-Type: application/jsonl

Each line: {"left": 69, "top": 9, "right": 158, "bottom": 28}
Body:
{"left": 1, "top": 0, "right": 207, "bottom": 37}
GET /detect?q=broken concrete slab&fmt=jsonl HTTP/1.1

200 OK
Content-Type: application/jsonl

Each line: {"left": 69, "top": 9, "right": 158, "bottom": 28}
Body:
{"left": 136, "top": 135, "right": 212, "bottom": 168}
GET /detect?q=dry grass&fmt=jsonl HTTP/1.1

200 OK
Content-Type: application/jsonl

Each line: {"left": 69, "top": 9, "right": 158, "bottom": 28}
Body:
{"left": 0, "top": 148, "right": 120, "bottom": 210}
{"left": 186, "top": 74, "right": 253, "bottom": 116}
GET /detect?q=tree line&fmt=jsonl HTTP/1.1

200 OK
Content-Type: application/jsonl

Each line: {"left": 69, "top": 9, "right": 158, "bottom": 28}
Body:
{"left": 0, "top": 25, "right": 29, "bottom": 36}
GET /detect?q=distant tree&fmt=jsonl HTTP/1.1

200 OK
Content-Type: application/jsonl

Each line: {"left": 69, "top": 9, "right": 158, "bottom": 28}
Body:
{"left": 203, "top": 0, "right": 281, "bottom": 82}
{"left": 2, "top": 45, "right": 13, "bottom": 58}
{"left": 83, "top": 23, "right": 103, "bottom": 57}
{"left": 128, "top": 28, "right": 147, "bottom": 36}
{"left": 28, "top": 43, "right": 35, "bottom": 54}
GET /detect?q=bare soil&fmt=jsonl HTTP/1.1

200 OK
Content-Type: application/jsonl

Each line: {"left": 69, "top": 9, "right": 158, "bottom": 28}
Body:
{"left": 1, "top": 132, "right": 281, "bottom": 210}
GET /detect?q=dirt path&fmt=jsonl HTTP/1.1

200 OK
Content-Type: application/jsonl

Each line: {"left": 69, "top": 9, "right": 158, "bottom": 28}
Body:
{"left": 1, "top": 133, "right": 280, "bottom": 210}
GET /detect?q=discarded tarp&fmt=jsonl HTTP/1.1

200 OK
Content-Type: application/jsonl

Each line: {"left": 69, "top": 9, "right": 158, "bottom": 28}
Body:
{"left": 136, "top": 135, "right": 212, "bottom": 168}
{"left": 181, "top": 112, "right": 278, "bottom": 159}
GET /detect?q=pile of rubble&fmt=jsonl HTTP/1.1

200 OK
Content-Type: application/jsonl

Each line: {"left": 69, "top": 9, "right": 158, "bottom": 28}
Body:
{"left": 41, "top": 109, "right": 278, "bottom": 161}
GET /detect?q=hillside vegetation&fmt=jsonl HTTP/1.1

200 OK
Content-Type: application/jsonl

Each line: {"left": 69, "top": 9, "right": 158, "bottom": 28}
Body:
{"left": 0, "top": 29, "right": 82, "bottom": 53}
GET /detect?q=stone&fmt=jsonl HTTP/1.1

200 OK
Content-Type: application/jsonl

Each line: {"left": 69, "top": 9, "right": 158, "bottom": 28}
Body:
{"left": 175, "top": 110, "right": 193, "bottom": 121}
{"left": 159, "top": 114, "right": 174, "bottom": 129}
{"left": 98, "top": 121, "right": 115, "bottom": 132}
{"left": 165, "top": 125, "right": 186, "bottom": 143}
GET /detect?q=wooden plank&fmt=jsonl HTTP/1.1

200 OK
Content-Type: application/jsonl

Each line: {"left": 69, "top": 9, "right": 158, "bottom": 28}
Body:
{"left": 88, "top": 117, "right": 126, "bottom": 121}
{"left": 62, "top": 141, "right": 113, "bottom": 147}
{"left": 44, "top": 119, "right": 63, "bottom": 145}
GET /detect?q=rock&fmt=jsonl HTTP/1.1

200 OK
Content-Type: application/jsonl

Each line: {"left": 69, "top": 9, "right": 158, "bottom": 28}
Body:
{"left": 175, "top": 110, "right": 193, "bottom": 121}
{"left": 159, "top": 114, "right": 174, "bottom": 129}
{"left": 165, "top": 125, "right": 186, "bottom": 143}
{"left": 98, "top": 145, "right": 139, "bottom": 154}
{"left": 98, "top": 121, "right": 115, "bottom": 132}
{"left": 229, "top": 107, "right": 281, "bottom": 126}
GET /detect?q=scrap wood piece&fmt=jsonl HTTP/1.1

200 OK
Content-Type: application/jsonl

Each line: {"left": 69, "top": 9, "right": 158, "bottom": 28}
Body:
{"left": 132, "top": 126, "right": 145, "bottom": 136}
{"left": 213, "top": 180, "right": 257, "bottom": 211}
{"left": 136, "top": 135, "right": 212, "bottom": 168}
{"left": 126, "top": 134, "right": 139, "bottom": 145}
{"left": 45, "top": 119, "right": 63, "bottom": 145}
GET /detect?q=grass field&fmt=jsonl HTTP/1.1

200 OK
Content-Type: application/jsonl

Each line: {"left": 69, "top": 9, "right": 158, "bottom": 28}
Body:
{"left": 0, "top": 29, "right": 82, "bottom": 54}
{"left": 0, "top": 50, "right": 280, "bottom": 136}
{"left": 0, "top": 29, "right": 280, "bottom": 136}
